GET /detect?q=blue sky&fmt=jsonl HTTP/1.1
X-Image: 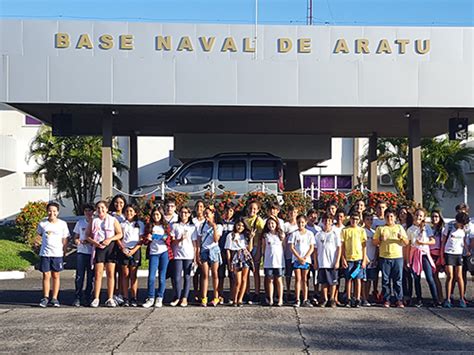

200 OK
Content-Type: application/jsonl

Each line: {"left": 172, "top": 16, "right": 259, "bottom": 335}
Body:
{"left": 0, "top": 0, "right": 473, "bottom": 26}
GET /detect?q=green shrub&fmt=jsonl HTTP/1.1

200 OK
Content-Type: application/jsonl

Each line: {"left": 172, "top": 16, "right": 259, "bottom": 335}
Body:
{"left": 15, "top": 201, "right": 47, "bottom": 251}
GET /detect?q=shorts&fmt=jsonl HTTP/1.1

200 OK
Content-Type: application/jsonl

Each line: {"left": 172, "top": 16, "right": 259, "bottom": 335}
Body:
{"left": 445, "top": 253, "right": 462, "bottom": 267}
{"left": 94, "top": 242, "right": 117, "bottom": 264}
{"left": 117, "top": 248, "right": 141, "bottom": 267}
{"left": 365, "top": 267, "right": 378, "bottom": 281}
{"left": 431, "top": 253, "right": 444, "bottom": 272}
{"left": 345, "top": 260, "right": 366, "bottom": 280}
{"left": 293, "top": 261, "right": 310, "bottom": 270}
{"left": 264, "top": 268, "right": 284, "bottom": 277}
{"left": 285, "top": 258, "right": 293, "bottom": 278}
{"left": 317, "top": 268, "right": 338, "bottom": 285}
{"left": 39, "top": 256, "right": 64, "bottom": 272}
{"left": 200, "top": 246, "right": 222, "bottom": 265}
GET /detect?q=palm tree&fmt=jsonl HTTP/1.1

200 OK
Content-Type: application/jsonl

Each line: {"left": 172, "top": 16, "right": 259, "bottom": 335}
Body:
{"left": 29, "top": 126, "right": 128, "bottom": 215}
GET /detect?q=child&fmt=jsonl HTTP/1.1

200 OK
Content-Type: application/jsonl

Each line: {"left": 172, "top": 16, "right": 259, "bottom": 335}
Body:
{"left": 373, "top": 200, "right": 388, "bottom": 230}
{"left": 362, "top": 212, "right": 377, "bottom": 306}
{"left": 430, "top": 210, "right": 445, "bottom": 303}
{"left": 306, "top": 208, "right": 322, "bottom": 303}
{"left": 72, "top": 203, "right": 94, "bottom": 307}
{"left": 441, "top": 211, "right": 470, "bottom": 308}
{"left": 37, "top": 202, "right": 70, "bottom": 307}
{"left": 86, "top": 200, "right": 123, "bottom": 307}
{"left": 243, "top": 201, "right": 265, "bottom": 304}
{"left": 373, "top": 208, "right": 409, "bottom": 308}
{"left": 170, "top": 206, "right": 197, "bottom": 307}
{"left": 219, "top": 203, "right": 235, "bottom": 304}
{"left": 407, "top": 208, "right": 439, "bottom": 307}
{"left": 225, "top": 218, "right": 253, "bottom": 307}
{"left": 266, "top": 202, "right": 285, "bottom": 230}
{"left": 314, "top": 213, "right": 341, "bottom": 308}
{"left": 197, "top": 206, "right": 223, "bottom": 307}
{"left": 399, "top": 206, "right": 414, "bottom": 306}
{"left": 192, "top": 200, "right": 206, "bottom": 303}
{"left": 117, "top": 205, "right": 144, "bottom": 307}
{"left": 163, "top": 198, "right": 179, "bottom": 224}
{"left": 341, "top": 211, "right": 367, "bottom": 308}
{"left": 283, "top": 205, "right": 299, "bottom": 302}
{"left": 262, "top": 216, "right": 285, "bottom": 307}
{"left": 332, "top": 208, "right": 346, "bottom": 305}
{"left": 288, "top": 215, "right": 315, "bottom": 307}
{"left": 142, "top": 207, "right": 172, "bottom": 308}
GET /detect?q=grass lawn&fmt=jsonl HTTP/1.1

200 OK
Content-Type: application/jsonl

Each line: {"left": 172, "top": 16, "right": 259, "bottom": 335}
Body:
{"left": 0, "top": 226, "right": 39, "bottom": 271}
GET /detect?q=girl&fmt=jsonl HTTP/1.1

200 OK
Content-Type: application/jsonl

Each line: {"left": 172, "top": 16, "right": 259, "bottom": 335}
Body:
{"left": 170, "top": 206, "right": 197, "bottom": 307}
{"left": 262, "top": 216, "right": 285, "bottom": 307}
{"left": 399, "top": 206, "right": 414, "bottom": 306}
{"left": 289, "top": 214, "right": 315, "bottom": 308}
{"left": 142, "top": 207, "right": 172, "bottom": 308}
{"left": 225, "top": 218, "right": 253, "bottom": 307}
{"left": 407, "top": 208, "right": 439, "bottom": 307}
{"left": 220, "top": 203, "right": 236, "bottom": 304}
{"left": 109, "top": 194, "right": 127, "bottom": 305}
{"left": 197, "top": 206, "right": 223, "bottom": 307}
{"left": 283, "top": 205, "right": 299, "bottom": 302}
{"left": 441, "top": 212, "right": 470, "bottom": 308}
{"left": 430, "top": 210, "right": 445, "bottom": 303}
{"left": 86, "top": 201, "right": 123, "bottom": 308}
{"left": 350, "top": 199, "right": 366, "bottom": 226}
{"left": 192, "top": 200, "right": 206, "bottom": 302}
{"left": 117, "top": 205, "right": 144, "bottom": 307}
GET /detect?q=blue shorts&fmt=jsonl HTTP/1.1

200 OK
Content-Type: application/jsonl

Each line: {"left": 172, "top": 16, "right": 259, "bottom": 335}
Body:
{"left": 39, "top": 256, "right": 64, "bottom": 272}
{"left": 264, "top": 268, "right": 284, "bottom": 277}
{"left": 365, "top": 267, "right": 378, "bottom": 281}
{"left": 200, "top": 246, "right": 222, "bottom": 265}
{"left": 317, "top": 268, "right": 338, "bottom": 286}
{"left": 345, "top": 260, "right": 366, "bottom": 280}
{"left": 293, "top": 261, "right": 311, "bottom": 270}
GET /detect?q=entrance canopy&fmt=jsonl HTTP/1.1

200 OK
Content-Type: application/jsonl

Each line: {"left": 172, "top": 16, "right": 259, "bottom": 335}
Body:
{"left": 1, "top": 19, "right": 473, "bottom": 137}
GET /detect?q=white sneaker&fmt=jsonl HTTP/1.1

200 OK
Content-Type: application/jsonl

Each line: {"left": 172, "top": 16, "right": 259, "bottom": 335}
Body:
{"left": 170, "top": 299, "right": 180, "bottom": 307}
{"left": 90, "top": 298, "right": 100, "bottom": 308}
{"left": 142, "top": 298, "right": 155, "bottom": 308}
{"left": 154, "top": 297, "right": 163, "bottom": 308}
{"left": 105, "top": 298, "right": 117, "bottom": 308}
{"left": 114, "top": 294, "right": 124, "bottom": 306}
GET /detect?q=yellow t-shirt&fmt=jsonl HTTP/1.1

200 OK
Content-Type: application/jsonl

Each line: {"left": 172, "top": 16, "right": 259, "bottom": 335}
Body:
{"left": 341, "top": 226, "right": 367, "bottom": 261}
{"left": 373, "top": 224, "right": 408, "bottom": 259}
{"left": 244, "top": 215, "right": 265, "bottom": 245}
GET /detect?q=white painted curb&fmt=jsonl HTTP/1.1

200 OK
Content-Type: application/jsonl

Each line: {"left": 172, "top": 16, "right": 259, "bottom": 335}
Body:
{"left": 0, "top": 271, "right": 26, "bottom": 280}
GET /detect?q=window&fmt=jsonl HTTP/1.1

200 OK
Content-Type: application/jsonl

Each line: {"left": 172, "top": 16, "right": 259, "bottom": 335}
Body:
{"left": 180, "top": 162, "right": 213, "bottom": 185}
{"left": 25, "top": 173, "right": 48, "bottom": 188}
{"left": 25, "top": 116, "right": 42, "bottom": 126}
{"left": 251, "top": 160, "right": 280, "bottom": 180}
{"left": 303, "top": 175, "right": 353, "bottom": 191}
{"left": 218, "top": 160, "right": 246, "bottom": 181}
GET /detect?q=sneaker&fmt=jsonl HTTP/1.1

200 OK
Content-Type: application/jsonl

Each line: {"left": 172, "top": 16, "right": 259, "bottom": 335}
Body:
{"left": 302, "top": 300, "right": 313, "bottom": 308}
{"left": 170, "top": 299, "right": 180, "bottom": 307}
{"left": 90, "top": 298, "right": 100, "bottom": 308}
{"left": 442, "top": 299, "right": 452, "bottom": 309}
{"left": 319, "top": 300, "right": 328, "bottom": 308}
{"left": 105, "top": 298, "right": 117, "bottom": 308}
{"left": 459, "top": 299, "right": 467, "bottom": 308}
{"left": 122, "top": 299, "right": 130, "bottom": 307}
{"left": 361, "top": 300, "right": 371, "bottom": 307}
{"left": 130, "top": 298, "right": 138, "bottom": 307}
{"left": 114, "top": 294, "right": 124, "bottom": 306}
{"left": 50, "top": 298, "right": 60, "bottom": 308}
{"left": 251, "top": 293, "right": 260, "bottom": 305}
{"left": 414, "top": 299, "right": 423, "bottom": 308}
{"left": 396, "top": 301, "right": 405, "bottom": 308}
{"left": 180, "top": 299, "right": 188, "bottom": 308}
{"left": 354, "top": 299, "right": 361, "bottom": 308}
{"left": 218, "top": 296, "right": 224, "bottom": 305}
{"left": 210, "top": 298, "right": 219, "bottom": 307}
{"left": 154, "top": 297, "right": 163, "bottom": 308}
{"left": 39, "top": 297, "right": 49, "bottom": 308}
{"left": 293, "top": 300, "right": 300, "bottom": 308}
{"left": 311, "top": 297, "right": 319, "bottom": 306}
{"left": 142, "top": 298, "right": 155, "bottom": 308}
{"left": 348, "top": 298, "right": 355, "bottom": 308}
{"left": 277, "top": 301, "right": 283, "bottom": 307}
{"left": 238, "top": 302, "right": 243, "bottom": 307}
{"left": 227, "top": 299, "right": 234, "bottom": 306}
{"left": 383, "top": 301, "right": 390, "bottom": 308}
{"left": 330, "top": 300, "right": 337, "bottom": 308}
{"left": 201, "top": 297, "right": 208, "bottom": 307}
{"left": 72, "top": 298, "right": 81, "bottom": 307}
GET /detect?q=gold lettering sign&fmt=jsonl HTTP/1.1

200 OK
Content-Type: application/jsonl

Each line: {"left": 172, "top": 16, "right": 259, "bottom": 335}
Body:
{"left": 334, "top": 39, "right": 349, "bottom": 54}
{"left": 178, "top": 36, "right": 194, "bottom": 51}
{"left": 415, "top": 39, "right": 430, "bottom": 54}
{"left": 221, "top": 37, "right": 237, "bottom": 52}
{"left": 395, "top": 39, "right": 410, "bottom": 54}
{"left": 119, "top": 35, "right": 134, "bottom": 50}
{"left": 55, "top": 33, "right": 70, "bottom": 48}
{"left": 298, "top": 38, "right": 311, "bottom": 53}
{"left": 156, "top": 35, "right": 172, "bottom": 51}
{"left": 76, "top": 34, "right": 93, "bottom": 49}
{"left": 278, "top": 38, "right": 292, "bottom": 53}
{"left": 199, "top": 37, "right": 216, "bottom": 52}
{"left": 243, "top": 37, "right": 255, "bottom": 53}
{"left": 355, "top": 39, "right": 370, "bottom": 54}
{"left": 376, "top": 39, "right": 392, "bottom": 54}
{"left": 99, "top": 34, "right": 113, "bottom": 50}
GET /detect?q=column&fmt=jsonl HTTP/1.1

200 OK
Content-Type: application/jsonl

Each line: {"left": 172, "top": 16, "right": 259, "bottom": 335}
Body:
{"left": 101, "top": 116, "right": 113, "bottom": 200}
{"left": 368, "top": 133, "right": 378, "bottom": 192}
{"left": 408, "top": 116, "right": 423, "bottom": 205}
{"left": 352, "top": 137, "right": 359, "bottom": 188}
{"left": 129, "top": 133, "right": 138, "bottom": 193}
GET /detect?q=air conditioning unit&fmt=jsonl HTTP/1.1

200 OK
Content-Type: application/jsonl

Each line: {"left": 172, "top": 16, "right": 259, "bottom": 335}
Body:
{"left": 379, "top": 173, "right": 393, "bottom": 186}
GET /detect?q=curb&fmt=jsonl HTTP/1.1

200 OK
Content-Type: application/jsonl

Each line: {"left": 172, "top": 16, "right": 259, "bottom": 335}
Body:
{"left": 0, "top": 271, "right": 26, "bottom": 280}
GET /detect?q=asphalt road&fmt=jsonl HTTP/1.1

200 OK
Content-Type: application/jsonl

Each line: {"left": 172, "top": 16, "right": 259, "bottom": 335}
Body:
{"left": 0, "top": 271, "right": 473, "bottom": 354}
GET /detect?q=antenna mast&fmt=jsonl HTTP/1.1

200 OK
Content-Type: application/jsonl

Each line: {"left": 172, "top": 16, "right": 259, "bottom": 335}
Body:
{"left": 307, "top": 0, "right": 313, "bottom": 25}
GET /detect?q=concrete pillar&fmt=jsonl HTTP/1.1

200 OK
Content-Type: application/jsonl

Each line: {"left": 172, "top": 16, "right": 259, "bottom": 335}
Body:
{"left": 129, "top": 133, "right": 138, "bottom": 193}
{"left": 101, "top": 116, "right": 113, "bottom": 200}
{"left": 368, "top": 133, "right": 378, "bottom": 192}
{"left": 352, "top": 137, "right": 359, "bottom": 188}
{"left": 408, "top": 117, "right": 423, "bottom": 205}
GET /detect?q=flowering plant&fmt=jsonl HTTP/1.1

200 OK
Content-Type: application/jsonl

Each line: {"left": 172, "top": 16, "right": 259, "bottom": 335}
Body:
{"left": 237, "top": 192, "right": 278, "bottom": 218}
{"left": 15, "top": 201, "right": 48, "bottom": 251}
{"left": 281, "top": 192, "right": 313, "bottom": 220}
{"left": 368, "top": 191, "right": 400, "bottom": 209}
{"left": 317, "top": 191, "right": 347, "bottom": 210}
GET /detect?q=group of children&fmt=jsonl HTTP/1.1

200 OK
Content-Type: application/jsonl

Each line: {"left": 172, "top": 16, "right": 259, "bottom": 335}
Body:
{"left": 36, "top": 196, "right": 473, "bottom": 309}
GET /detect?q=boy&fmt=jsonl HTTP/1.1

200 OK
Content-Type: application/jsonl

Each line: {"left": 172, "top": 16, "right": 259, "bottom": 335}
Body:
{"left": 267, "top": 202, "right": 285, "bottom": 230}
{"left": 72, "top": 203, "right": 95, "bottom": 307}
{"left": 164, "top": 198, "right": 179, "bottom": 224}
{"left": 373, "top": 200, "right": 388, "bottom": 230}
{"left": 332, "top": 208, "right": 346, "bottom": 305}
{"left": 306, "top": 208, "right": 322, "bottom": 304}
{"left": 362, "top": 211, "right": 377, "bottom": 306}
{"left": 314, "top": 213, "right": 341, "bottom": 308}
{"left": 341, "top": 211, "right": 367, "bottom": 308}
{"left": 37, "top": 202, "right": 70, "bottom": 307}
{"left": 283, "top": 205, "right": 299, "bottom": 302}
